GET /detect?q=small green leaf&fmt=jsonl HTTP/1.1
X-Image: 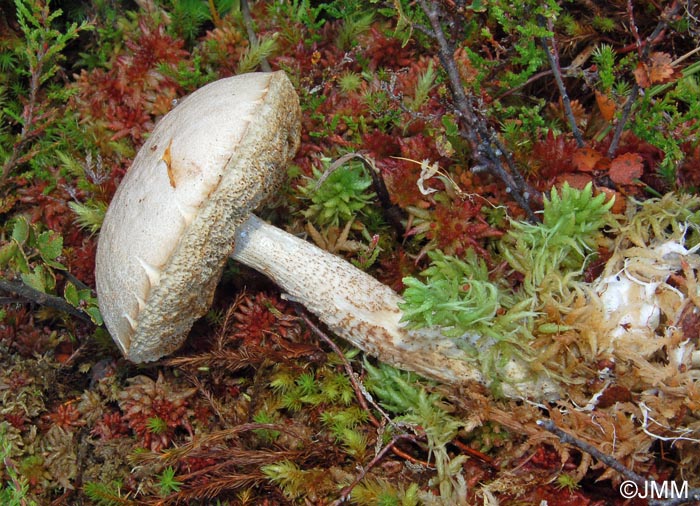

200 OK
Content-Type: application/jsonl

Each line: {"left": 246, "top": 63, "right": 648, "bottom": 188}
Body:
{"left": 0, "top": 242, "right": 18, "bottom": 268}
{"left": 40, "top": 265, "right": 56, "bottom": 292}
{"left": 64, "top": 282, "right": 103, "bottom": 325}
{"left": 158, "top": 466, "right": 182, "bottom": 496}
{"left": 64, "top": 281, "right": 80, "bottom": 306}
{"left": 37, "top": 231, "right": 62, "bottom": 259}
{"left": 21, "top": 270, "right": 46, "bottom": 293}
{"left": 537, "top": 323, "right": 575, "bottom": 334}
{"left": 12, "top": 245, "right": 31, "bottom": 274}
{"left": 441, "top": 114, "right": 459, "bottom": 136}
{"left": 469, "top": 0, "right": 487, "bottom": 12}
{"left": 44, "top": 257, "right": 67, "bottom": 269}
{"left": 86, "top": 307, "right": 103, "bottom": 326}
{"left": 12, "top": 217, "right": 29, "bottom": 244}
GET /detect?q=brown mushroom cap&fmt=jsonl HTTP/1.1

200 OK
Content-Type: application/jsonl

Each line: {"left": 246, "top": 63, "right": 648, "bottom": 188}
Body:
{"left": 96, "top": 71, "right": 301, "bottom": 362}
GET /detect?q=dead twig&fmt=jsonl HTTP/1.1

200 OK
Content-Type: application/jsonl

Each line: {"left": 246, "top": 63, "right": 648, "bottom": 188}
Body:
{"left": 240, "top": 0, "right": 272, "bottom": 72}
{"left": 0, "top": 277, "right": 92, "bottom": 323}
{"left": 538, "top": 419, "right": 700, "bottom": 506}
{"left": 537, "top": 418, "right": 647, "bottom": 484}
{"left": 607, "top": 0, "right": 681, "bottom": 158}
{"left": 416, "top": 0, "right": 538, "bottom": 221}
{"left": 164, "top": 347, "right": 272, "bottom": 371}
{"left": 537, "top": 15, "right": 585, "bottom": 148}
{"left": 330, "top": 433, "right": 419, "bottom": 505}
{"left": 297, "top": 309, "right": 384, "bottom": 428}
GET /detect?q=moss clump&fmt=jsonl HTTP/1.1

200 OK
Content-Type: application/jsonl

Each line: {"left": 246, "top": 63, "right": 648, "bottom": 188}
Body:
{"left": 298, "top": 159, "right": 376, "bottom": 229}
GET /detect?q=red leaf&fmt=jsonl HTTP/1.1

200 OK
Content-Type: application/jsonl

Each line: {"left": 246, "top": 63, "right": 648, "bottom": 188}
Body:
{"left": 572, "top": 147, "right": 602, "bottom": 172}
{"left": 633, "top": 52, "right": 675, "bottom": 89}
{"left": 595, "top": 91, "right": 616, "bottom": 121}
{"left": 633, "top": 62, "right": 651, "bottom": 88}
{"left": 609, "top": 152, "right": 643, "bottom": 184}
{"left": 648, "top": 52, "right": 675, "bottom": 83}
{"left": 555, "top": 172, "right": 593, "bottom": 189}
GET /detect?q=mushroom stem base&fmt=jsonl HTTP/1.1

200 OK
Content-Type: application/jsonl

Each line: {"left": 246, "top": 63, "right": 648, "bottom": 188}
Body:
{"left": 231, "top": 215, "right": 559, "bottom": 399}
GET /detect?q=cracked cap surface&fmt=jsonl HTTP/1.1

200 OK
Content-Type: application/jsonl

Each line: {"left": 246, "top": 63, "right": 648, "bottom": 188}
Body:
{"left": 96, "top": 71, "right": 301, "bottom": 362}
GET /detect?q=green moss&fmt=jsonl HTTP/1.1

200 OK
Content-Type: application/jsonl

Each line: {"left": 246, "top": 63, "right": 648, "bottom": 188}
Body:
{"left": 350, "top": 479, "right": 419, "bottom": 506}
{"left": 298, "top": 159, "right": 376, "bottom": 228}
{"left": 82, "top": 480, "right": 130, "bottom": 506}
{"left": 501, "top": 182, "right": 615, "bottom": 297}
{"left": 261, "top": 460, "right": 331, "bottom": 501}
{"left": 157, "top": 466, "right": 182, "bottom": 496}
{"left": 364, "top": 362, "right": 468, "bottom": 502}
{"left": 0, "top": 425, "right": 38, "bottom": 506}
{"left": 399, "top": 249, "right": 501, "bottom": 337}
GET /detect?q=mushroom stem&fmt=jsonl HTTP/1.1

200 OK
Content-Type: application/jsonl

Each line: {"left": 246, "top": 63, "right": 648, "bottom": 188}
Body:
{"left": 232, "top": 214, "right": 558, "bottom": 397}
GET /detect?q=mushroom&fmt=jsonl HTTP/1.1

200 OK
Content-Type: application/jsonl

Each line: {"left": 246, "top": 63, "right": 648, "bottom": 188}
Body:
{"left": 96, "top": 71, "right": 557, "bottom": 398}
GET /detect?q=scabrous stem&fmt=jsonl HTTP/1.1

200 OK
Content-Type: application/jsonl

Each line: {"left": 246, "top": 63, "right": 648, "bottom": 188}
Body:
{"left": 231, "top": 215, "right": 558, "bottom": 398}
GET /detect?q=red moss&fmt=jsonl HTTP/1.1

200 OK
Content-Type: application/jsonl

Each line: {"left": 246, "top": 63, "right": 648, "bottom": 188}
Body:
{"left": 66, "top": 238, "right": 97, "bottom": 286}
{"left": 377, "top": 248, "right": 418, "bottom": 293}
{"left": 530, "top": 130, "right": 579, "bottom": 180}
{"left": 380, "top": 134, "right": 447, "bottom": 209}
{"left": 72, "top": 19, "right": 188, "bottom": 145}
{"left": 181, "top": 456, "right": 218, "bottom": 474}
{"left": 118, "top": 371, "right": 195, "bottom": 452}
{"left": 15, "top": 178, "right": 74, "bottom": 235}
{"left": 429, "top": 198, "right": 502, "bottom": 258}
{"left": 42, "top": 400, "right": 85, "bottom": 430}
{"left": 677, "top": 143, "right": 700, "bottom": 190}
{"left": 191, "top": 401, "right": 214, "bottom": 426}
{"left": 3, "top": 412, "right": 28, "bottom": 430}
{"left": 232, "top": 292, "right": 300, "bottom": 346}
{"left": 12, "top": 320, "right": 56, "bottom": 357}
{"left": 90, "top": 411, "right": 130, "bottom": 440}
{"left": 527, "top": 445, "right": 562, "bottom": 470}
{"left": 358, "top": 26, "right": 416, "bottom": 70}
{"left": 362, "top": 131, "right": 402, "bottom": 159}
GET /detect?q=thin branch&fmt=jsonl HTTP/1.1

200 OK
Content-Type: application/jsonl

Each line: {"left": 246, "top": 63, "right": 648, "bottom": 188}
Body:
{"left": 651, "top": 491, "right": 700, "bottom": 506}
{"left": 164, "top": 347, "right": 272, "bottom": 371}
{"left": 537, "top": 419, "right": 700, "bottom": 506}
{"left": 410, "top": 21, "right": 435, "bottom": 39}
{"left": 607, "top": 0, "right": 643, "bottom": 158}
{"left": 416, "top": 0, "right": 538, "bottom": 221}
{"left": 538, "top": 15, "right": 585, "bottom": 147}
{"left": 1, "top": 57, "right": 45, "bottom": 184}
{"left": 607, "top": 0, "right": 682, "bottom": 158}
{"left": 537, "top": 419, "right": 646, "bottom": 484}
{"left": 628, "top": 0, "right": 643, "bottom": 57}
{"left": 330, "top": 434, "right": 418, "bottom": 505}
{"left": 537, "top": 420, "right": 700, "bottom": 506}
{"left": 62, "top": 270, "right": 91, "bottom": 292}
{"left": 240, "top": 0, "right": 272, "bottom": 72}
{"left": 297, "top": 309, "right": 382, "bottom": 428}
{"left": 0, "top": 277, "right": 92, "bottom": 323}
{"left": 183, "top": 371, "right": 229, "bottom": 428}
{"left": 606, "top": 83, "right": 639, "bottom": 158}
{"left": 496, "top": 68, "right": 554, "bottom": 100}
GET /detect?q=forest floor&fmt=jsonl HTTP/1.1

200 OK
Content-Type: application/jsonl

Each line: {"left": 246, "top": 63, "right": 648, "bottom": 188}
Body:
{"left": 1, "top": 1, "right": 700, "bottom": 504}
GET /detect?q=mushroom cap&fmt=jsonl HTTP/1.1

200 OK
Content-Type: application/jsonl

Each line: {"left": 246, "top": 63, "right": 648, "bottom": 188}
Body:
{"left": 96, "top": 71, "right": 301, "bottom": 362}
